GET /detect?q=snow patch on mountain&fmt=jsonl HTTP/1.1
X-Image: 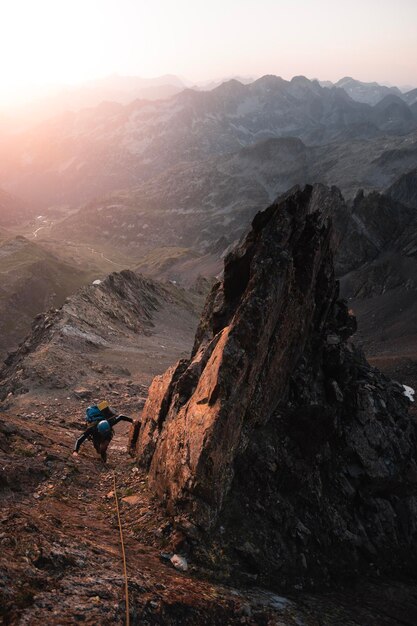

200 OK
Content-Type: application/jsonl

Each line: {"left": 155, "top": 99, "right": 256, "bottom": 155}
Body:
{"left": 403, "top": 385, "right": 415, "bottom": 402}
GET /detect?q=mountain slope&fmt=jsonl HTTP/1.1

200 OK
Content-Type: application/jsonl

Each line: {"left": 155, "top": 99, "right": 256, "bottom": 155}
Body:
{"left": 46, "top": 136, "right": 308, "bottom": 256}
{"left": 403, "top": 87, "right": 417, "bottom": 106}
{"left": 311, "top": 130, "right": 417, "bottom": 197}
{"left": 0, "top": 225, "right": 12, "bottom": 240}
{"left": 0, "top": 270, "right": 202, "bottom": 402}
{"left": 42, "top": 131, "right": 417, "bottom": 273}
{"left": 0, "top": 236, "right": 92, "bottom": 358}
{"left": 337, "top": 187, "right": 417, "bottom": 393}
{"left": 0, "top": 188, "right": 32, "bottom": 226}
{"left": 372, "top": 95, "right": 416, "bottom": 134}
{"left": 386, "top": 168, "right": 417, "bottom": 208}
{"left": 2, "top": 187, "right": 417, "bottom": 624}
{"left": 24, "top": 163, "right": 417, "bottom": 381}
{"left": 336, "top": 189, "right": 415, "bottom": 275}
{"left": 335, "top": 77, "right": 403, "bottom": 105}
{"left": 1, "top": 74, "right": 187, "bottom": 133}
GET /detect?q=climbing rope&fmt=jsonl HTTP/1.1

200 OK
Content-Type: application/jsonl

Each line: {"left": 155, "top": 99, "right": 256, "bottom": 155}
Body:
{"left": 112, "top": 470, "right": 130, "bottom": 626}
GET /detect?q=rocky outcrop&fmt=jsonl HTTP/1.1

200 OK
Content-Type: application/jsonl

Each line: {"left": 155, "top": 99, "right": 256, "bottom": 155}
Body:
{"left": 0, "top": 270, "right": 200, "bottom": 400}
{"left": 336, "top": 189, "right": 415, "bottom": 278}
{"left": 132, "top": 184, "right": 417, "bottom": 588}
{"left": 337, "top": 184, "right": 417, "bottom": 360}
{"left": 386, "top": 168, "right": 417, "bottom": 209}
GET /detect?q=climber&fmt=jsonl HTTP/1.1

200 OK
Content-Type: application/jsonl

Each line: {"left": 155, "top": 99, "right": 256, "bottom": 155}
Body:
{"left": 72, "top": 406, "right": 134, "bottom": 463}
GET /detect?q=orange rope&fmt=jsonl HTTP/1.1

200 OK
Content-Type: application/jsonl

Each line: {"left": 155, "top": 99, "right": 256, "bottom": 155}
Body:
{"left": 112, "top": 470, "right": 130, "bottom": 626}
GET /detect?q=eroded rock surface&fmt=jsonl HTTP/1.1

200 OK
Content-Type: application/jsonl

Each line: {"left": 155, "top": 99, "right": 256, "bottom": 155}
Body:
{"left": 133, "top": 184, "right": 417, "bottom": 589}
{"left": 0, "top": 270, "right": 201, "bottom": 402}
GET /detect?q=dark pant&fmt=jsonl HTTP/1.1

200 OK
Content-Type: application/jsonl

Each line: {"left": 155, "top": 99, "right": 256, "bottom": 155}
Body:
{"left": 92, "top": 432, "right": 113, "bottom": 462}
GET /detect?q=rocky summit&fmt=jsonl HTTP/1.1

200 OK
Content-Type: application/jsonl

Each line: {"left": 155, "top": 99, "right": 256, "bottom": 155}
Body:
{"left": 132, "top": 184, "right": 417, "bottom": 590}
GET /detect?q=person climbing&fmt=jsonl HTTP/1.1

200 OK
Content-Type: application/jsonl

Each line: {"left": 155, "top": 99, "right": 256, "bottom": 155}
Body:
{"left": 72, "top": 400, "right": 134, "bottom": 463}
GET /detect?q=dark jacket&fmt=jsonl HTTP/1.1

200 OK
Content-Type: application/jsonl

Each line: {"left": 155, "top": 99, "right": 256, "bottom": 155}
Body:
{"left": 74, "top": 415, "right": 133, "bottom": 452}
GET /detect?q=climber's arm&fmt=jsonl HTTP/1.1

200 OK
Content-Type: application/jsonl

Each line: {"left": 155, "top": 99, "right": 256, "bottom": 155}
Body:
{"left": 73, "top": 425, "right": 95, "bottom": 453}
{"left": 111, "top": 415, "right": 134, "bottom": 426}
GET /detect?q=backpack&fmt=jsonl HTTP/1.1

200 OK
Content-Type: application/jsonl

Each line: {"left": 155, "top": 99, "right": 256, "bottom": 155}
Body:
{"left": 85, "top": 405, "right": 104, "bottom": 424}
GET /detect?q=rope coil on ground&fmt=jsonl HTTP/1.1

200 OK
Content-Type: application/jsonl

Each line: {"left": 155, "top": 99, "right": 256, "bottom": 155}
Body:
{"left": 112, "top": 470, "right": 130, "bottom": 626}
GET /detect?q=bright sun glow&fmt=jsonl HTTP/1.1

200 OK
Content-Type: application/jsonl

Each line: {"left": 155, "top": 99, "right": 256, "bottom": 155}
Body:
{"left": 0, "top": 0, "right": 416, "bottom": 107}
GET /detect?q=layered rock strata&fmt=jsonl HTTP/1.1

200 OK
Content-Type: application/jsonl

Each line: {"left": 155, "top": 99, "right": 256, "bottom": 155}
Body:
{"left": 133, "top": 184, "right": 417, "bottom": 587}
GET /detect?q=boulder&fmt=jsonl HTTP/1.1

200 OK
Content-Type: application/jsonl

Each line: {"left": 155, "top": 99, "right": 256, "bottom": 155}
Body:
{"left": 132, "top": 184, "right": 417, "bottom": 588}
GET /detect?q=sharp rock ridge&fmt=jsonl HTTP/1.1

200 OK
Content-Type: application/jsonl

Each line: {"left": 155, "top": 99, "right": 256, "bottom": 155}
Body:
{"left": 131, "top": 184, "right": 417, "bottom": 588}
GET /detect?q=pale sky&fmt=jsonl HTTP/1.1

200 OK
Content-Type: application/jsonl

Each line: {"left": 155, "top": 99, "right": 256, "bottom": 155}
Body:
{"left": 0, "top": 0, "right": 416, "bottom": 105}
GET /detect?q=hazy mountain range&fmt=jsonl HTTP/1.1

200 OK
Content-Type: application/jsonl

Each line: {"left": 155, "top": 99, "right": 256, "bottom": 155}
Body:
{"left": 322, "top": 77, "right": 417, "bottom": 106}
{"left": 2, "top": 73, "right": 416, "bottom": 126}
{"left": 40, "top": 134, "right": 416, "bottom": 263}
{"left": 0, "top": 72, "right": 416, "bottom": 381}
{"left": 1, "top": 75, "right": 416, "bottom": 212}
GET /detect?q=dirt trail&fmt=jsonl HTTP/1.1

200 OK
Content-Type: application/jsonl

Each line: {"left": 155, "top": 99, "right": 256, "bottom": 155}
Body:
{"left": 0, "top": 413, "right": 144, "bottom": 623}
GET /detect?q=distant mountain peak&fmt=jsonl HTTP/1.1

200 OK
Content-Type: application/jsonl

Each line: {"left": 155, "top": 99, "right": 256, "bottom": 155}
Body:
{"left": 254, "top": 74, "right": 287, "bottom": 85}
{"left": 335, "top": 76, "right": 403, "bottom": 105}
{"left": 291, "top": 74, "right": 312, "bottom": 85}
{"left": 213, "top": 78, "right": 246, "bottom": 94}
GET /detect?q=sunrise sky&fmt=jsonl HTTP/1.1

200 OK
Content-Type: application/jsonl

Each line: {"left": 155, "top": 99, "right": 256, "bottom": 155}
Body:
{"left": 1, "top": 0, "right": 416, "bottom": 106}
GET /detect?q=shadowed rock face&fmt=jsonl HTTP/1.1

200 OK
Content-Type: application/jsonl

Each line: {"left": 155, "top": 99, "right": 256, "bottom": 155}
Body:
{"left": 133, "top": 184, "right": 417, "bottom": 588}
{"left": 386, "top": 167, "right": 417, "bottom": 209}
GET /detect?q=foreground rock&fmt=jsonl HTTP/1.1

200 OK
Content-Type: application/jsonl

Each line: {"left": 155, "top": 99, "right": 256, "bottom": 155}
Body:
{"left": 132, "top": 184, "right": 417, "bottom": 589}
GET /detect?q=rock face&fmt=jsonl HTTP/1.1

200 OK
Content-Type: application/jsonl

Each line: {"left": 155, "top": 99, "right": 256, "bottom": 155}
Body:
{"left": 386, "top": 168, "right": 417, "bottom": 209}
{"left": 0, "top": 270, "right": 200, "bottom": 400}
{"left": 338, "top": 185, "right": 417, "bottom": 361}
{"left": 133, "top": 184, "right": 417, "bottom": 588}
{"left": 336, "top": 188, "right": 415, "bottom": 279}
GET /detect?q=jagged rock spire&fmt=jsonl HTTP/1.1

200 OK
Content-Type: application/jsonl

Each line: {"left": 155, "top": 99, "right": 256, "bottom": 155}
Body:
{"left": 133, "top": 184, "right": 417, "bottom": 588}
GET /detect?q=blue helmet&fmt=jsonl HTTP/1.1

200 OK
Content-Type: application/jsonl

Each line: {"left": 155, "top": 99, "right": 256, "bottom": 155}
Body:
{"left": 97, "top": 420, "right": 111, "bottom": 434}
